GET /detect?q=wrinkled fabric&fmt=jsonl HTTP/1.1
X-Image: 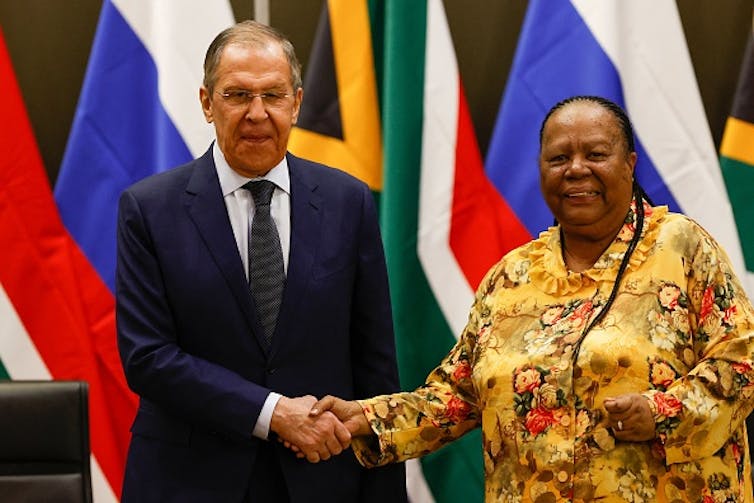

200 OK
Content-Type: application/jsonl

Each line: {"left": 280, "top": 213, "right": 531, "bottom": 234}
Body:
{"left": 354, "top": 201, "right": 754, "bottom": 502}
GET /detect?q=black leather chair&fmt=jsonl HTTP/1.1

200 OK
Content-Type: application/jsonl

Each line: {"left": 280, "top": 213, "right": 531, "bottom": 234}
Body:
{"left": 0, "top": 380, "right": 93, "bottom": 503}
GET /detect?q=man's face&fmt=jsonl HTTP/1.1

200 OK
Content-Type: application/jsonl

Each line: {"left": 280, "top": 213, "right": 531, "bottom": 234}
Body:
{"left": 200, "top": 42, "right": 302, "bottom": 177}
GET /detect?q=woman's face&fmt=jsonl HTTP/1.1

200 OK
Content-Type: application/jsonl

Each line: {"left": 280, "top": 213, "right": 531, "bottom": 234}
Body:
{"left": 539, "top": 101, "right": 636, "bottom": 242}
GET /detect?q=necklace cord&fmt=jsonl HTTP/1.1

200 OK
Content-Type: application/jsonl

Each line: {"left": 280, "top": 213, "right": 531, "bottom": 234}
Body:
{"left": 570, "top": 182, "right": 646, "bottom": 361}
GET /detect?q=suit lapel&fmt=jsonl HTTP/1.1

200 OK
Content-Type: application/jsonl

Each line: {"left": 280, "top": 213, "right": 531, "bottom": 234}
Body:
{"left": 269, "top": 154, "right": 323, "bottom": 357}
{"left": 183, "top": 150, "right": 268, "bottom": 352}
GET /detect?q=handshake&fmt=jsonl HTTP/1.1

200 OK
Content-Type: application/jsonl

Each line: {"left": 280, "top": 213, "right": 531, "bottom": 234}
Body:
{"left": 269, "top": 395, "right": 371, "bottom": 463}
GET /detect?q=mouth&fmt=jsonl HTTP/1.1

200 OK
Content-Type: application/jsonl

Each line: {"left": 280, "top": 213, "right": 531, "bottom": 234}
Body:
{"left": 241, "top": 133, "right": 270, "bottom": 142}
{"left": 565, "top": 190, "right": 599, "bottom": 198}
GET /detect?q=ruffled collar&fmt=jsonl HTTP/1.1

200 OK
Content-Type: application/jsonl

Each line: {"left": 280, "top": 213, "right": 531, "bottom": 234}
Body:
{"left": 527, "top": 198, "right": 667, "bottom": 295}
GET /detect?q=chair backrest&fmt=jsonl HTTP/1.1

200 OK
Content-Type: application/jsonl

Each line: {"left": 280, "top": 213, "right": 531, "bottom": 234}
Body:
{"left": 0, "top": 380, "right": 92, "bottom": 503}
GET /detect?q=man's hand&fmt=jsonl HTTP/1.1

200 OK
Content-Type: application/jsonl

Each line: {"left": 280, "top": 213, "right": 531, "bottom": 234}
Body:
{"left": 604, "top": 393, "right": 656, "bottom": 442}
{"left": 270, "top": 395, "right": 351, "bottom": 463}
{"left": 310, "top": 395, "right": 371, "bottom": 436}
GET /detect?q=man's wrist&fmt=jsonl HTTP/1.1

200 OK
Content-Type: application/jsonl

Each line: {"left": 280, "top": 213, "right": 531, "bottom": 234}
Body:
{"left": 253, "top": 392, "right": 282, "bottom": 440}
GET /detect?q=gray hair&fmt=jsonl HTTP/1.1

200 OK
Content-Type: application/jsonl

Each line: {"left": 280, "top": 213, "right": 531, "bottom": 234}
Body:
{"left": 203, "top": 20, "right": 302, "bottom": 92}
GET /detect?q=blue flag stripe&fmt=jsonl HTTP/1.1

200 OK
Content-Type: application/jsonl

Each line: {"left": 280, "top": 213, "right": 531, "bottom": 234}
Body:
{"left": 485, "top": 0, "right": 680, "bottom": 236}
{"left": 54, "top": 0, "right": 192, "bottom": 292}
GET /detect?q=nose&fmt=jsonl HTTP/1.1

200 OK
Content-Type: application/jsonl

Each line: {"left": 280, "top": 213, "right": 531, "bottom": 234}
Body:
{"left": 565, "top": 155, "right": 590, "bottom": 177}
{"left": 244, "top": 95, "right": 268, "bottom": 121}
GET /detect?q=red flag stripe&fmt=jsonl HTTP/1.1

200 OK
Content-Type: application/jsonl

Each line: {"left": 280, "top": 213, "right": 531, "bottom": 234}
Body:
{"left": 449, "top": 86, "right": 531, "bottom": 290}
{"left": 0, "top": 28, "right": 137, "bottom": 496}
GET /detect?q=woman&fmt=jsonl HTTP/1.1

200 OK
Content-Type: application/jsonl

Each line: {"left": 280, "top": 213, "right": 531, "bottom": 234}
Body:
{"left": 310, "top": 96, "right": 754, "bottom": 502}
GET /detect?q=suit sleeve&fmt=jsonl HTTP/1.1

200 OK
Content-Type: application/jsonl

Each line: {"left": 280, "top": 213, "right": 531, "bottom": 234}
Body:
{"left": 116, "top": 189, "right": 270, "bottom": 441}
{"left": 348, "top": 183, "right": 408, "bottom": 502}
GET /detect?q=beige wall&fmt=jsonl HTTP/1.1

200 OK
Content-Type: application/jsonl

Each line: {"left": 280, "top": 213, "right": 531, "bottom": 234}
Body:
{"left": 1, "top": 0, "right": 751, "bottom": 185}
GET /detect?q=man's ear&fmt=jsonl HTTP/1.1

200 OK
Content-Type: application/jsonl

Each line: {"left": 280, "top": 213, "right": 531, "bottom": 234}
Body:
{"left": 200, "top": 86, "right": 213, "bottom": 123}
{"left": 291, "top": 87, "right": 303, "bottom": 124}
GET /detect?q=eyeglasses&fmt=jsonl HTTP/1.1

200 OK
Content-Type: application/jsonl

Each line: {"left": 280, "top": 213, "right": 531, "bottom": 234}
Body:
{"left": 216, "top": 89, "right": 294, "bottom": 109}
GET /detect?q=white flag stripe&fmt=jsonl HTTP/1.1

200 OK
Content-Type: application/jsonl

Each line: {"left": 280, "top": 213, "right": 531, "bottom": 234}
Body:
{"left": 573, "top": 0, "right": 754, "bottom": 292}
{"left": 418, "top": 0, "right": 475, "bottom": 340}
{"left": 0, "top": 284, "right": 51, "bottom": 379}
{"left": 405, "top": 458, "right": 436, "bottom": 503}
{"left": 90, "top": 457, "right": 119, "bottom": 503}
{"left": 112, "top": 0, "right": 234, "bottom": 158}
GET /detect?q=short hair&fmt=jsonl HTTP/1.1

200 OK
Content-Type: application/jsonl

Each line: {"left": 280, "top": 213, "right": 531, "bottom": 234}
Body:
{"left": 203, "top": 20, "right": 302, "bottom": 92}
{"left": 539, "top": 95, "right": 636, "bottom": 153}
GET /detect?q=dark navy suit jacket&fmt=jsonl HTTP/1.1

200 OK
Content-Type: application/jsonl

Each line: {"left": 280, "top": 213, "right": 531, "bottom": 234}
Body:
{"left": 116, "top": 148, "right": 406, "bottom": 502}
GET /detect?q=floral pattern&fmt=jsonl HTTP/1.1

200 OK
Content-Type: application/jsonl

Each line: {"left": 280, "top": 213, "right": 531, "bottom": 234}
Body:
{"left": 352, "top": 202, "right": 754, "bottom": 502}
{"left": 513, "top": 365, "right": 568, "bottom": 437}
{"left": 648, "top": 356, "right": 679, "bottom": 390}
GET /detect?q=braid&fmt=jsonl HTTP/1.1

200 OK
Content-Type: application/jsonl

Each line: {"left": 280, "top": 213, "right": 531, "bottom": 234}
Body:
{"left": 570, "top": 181, "right": 646, "bottom": 362}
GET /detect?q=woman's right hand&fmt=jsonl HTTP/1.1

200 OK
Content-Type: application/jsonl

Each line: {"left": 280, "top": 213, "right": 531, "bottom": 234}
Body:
{"left": 310, "top": 395, "right": 371, "bottom": 436}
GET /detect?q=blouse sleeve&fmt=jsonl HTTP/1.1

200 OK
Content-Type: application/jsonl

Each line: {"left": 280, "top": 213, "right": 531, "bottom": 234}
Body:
{"left": 642, "top": 224, "right": 754, "bottom": 464}
{"left": 351, "top": 263, "right": 503, "bottom": 467}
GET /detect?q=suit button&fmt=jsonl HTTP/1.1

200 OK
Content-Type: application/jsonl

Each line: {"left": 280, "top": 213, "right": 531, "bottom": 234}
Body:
{"left": 267, "top": 367, "right": 277, "bottom": 375}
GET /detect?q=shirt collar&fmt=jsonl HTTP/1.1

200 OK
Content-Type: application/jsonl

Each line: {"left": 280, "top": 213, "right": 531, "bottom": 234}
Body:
{"left": 213, "top": 142, "right": 291, "bottom": 196}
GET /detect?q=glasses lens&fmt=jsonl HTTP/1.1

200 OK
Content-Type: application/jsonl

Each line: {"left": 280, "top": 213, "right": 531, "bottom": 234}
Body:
{"left": 220, "top": 90, "right": 291, "bottom": 108}
{"left": 262, "top": 93, "right": 285, "bottom": 107}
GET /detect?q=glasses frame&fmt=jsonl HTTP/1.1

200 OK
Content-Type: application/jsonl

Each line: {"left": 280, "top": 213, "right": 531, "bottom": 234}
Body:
{"left": 215, "top": 89, "right": 295, "bottom": 109}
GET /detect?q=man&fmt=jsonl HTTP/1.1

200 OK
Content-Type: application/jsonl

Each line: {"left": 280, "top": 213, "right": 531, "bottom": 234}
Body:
{"left": 116, "top": 20, "right": 407, "bottom": 502}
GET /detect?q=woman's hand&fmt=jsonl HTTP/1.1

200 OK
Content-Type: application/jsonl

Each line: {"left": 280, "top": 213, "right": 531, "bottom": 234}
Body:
{"left": 279, "top": 395, "right": 371, "bottom": 461}
{"left": 604, "top": 393, "right": 656, "bottom": 442}
{"left": 310, "top": 395, "right": 371, "bottom": 436}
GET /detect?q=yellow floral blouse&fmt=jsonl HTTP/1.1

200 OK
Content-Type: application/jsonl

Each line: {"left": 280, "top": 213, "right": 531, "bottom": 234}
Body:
{"left": 353, "top": 201, "right": 754, "bottom": 502}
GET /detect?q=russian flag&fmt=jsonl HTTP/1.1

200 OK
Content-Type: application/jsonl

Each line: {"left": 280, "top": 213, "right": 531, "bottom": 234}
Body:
{"left": 0, "top": 0, "right": 233, "bottom": 500}
{"left": 485, "top": 0, "right": 752, "bottom": 293}
{"left": 55, "top": 0, "right": 234, "bottom": 292}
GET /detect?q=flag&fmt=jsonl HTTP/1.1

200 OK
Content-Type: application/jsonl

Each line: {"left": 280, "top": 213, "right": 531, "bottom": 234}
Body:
{"left": 288, "top": 0, "right": 383, "bottom": 191}
{"left": 0, "top": 27, "right": 133, "bottom": 502}
{"left": 720, "top": 12, "right": 754, "bottom": 277}
{"left": 34, "top": 0, "right": 231, "bottom": 499}
{"left": 55, "top": 0, "right": 234, "bottom": 292}
{"left": 485, "top": 0, "right": 753, "bottom": 293}
{"left": 292, "top": 0, "right": 530, "bottom": 500}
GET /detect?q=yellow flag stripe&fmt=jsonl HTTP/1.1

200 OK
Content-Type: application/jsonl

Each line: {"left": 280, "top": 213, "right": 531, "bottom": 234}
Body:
{"left": 720, "top": 116, "right": 754, "bottom": 166}
{"left": 289, "top": 129, "right": 380, "bottom": 185}
{"left": 329, "top": 0, "right": 382, "bottom": 188}
{"left": 289, "top": 0, "right": 382, "bottom": 190}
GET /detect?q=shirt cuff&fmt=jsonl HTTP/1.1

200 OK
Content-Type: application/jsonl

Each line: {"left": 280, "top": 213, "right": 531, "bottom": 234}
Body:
{"left": 252, "top": 392, "right": 282, "bottom": 440}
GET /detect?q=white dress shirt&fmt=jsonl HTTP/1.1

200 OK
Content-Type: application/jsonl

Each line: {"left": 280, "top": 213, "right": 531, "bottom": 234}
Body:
{"left": 213, "top": 142, "right": 287, "bottom": 440}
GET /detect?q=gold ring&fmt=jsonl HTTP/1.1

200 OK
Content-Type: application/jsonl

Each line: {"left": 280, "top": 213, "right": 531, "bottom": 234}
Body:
{"left": 617, "top": 420, "right": 623, "bottom": 431}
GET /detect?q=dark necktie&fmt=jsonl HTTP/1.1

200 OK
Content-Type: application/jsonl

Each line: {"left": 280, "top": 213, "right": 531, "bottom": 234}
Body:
{"left": 245, "top": 180, "right": 285, "bottom": 347}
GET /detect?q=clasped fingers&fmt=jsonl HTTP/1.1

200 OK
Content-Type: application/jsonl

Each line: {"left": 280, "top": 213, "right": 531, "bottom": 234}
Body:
{"left": 288, "top": 410, "right": 352, "bottom": 462}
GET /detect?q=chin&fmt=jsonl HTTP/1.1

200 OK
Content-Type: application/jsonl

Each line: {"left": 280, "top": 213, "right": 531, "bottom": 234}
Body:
{"left": 235, "top": 150, "right": 277, "bottom": 169}
{"left": 558, "top": 216, "right": 601, "bottom": 232}
{"left": 559, "top": 207, "right": 601, "bottom": 222}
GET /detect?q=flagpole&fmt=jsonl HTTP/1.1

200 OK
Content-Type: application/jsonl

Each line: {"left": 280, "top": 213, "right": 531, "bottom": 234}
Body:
{"left": 254, "top": 0, "right": 270, "bottom": 24}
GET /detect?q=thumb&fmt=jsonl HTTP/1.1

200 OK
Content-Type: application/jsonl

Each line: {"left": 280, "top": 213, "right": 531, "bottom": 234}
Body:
{"left": 604, "top": 396, "right": 618, "bottom": 412}
{"left": 309, "top": 395, "right": 336, "bottom": 416}
{"left": 604, "top": 394, "right": 629, "bottom": 413}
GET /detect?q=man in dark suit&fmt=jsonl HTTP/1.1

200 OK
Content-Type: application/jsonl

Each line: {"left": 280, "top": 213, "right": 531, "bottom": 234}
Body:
{"left": 116, "top": 20, "right": 407, "bottom": 502}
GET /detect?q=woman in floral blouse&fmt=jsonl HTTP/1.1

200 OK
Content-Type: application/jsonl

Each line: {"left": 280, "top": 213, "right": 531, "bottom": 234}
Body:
{"left": 309, "top": 96, "right": 754, "bottom": 502}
